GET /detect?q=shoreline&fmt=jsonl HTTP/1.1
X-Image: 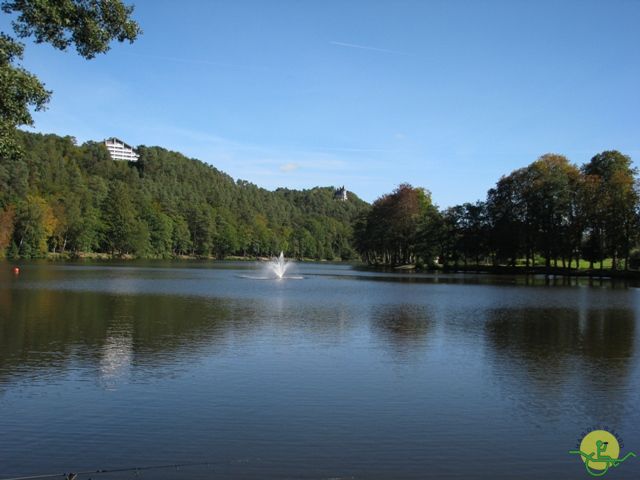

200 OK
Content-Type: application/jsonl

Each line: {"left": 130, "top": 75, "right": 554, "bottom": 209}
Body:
{"left": 443, "top": 265, "right": 640, "bottom": 279}
{"left": 5, "top": 255, "right": 640, "bottom": 279}
{"left": 1, "top": 252, "right": 348, "bottom": 263}
{"left": 356, "top": 263, "right": 640, "bottom": 280}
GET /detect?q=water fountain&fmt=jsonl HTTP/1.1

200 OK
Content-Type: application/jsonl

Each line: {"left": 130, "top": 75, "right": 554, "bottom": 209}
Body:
{"left": 268, "top": 251, "right": 289, "bottom": 279}
{"left": 240, "top": 251, "right": 301, "bottom": 280}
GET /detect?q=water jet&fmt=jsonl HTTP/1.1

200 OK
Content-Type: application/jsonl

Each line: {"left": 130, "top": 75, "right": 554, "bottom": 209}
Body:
{"left": 268, "top": 251, "right": 289, "bottom": 279}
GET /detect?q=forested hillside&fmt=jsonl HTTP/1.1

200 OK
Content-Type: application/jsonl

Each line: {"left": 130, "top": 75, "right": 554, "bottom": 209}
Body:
{"left": 0, "top": 131, "right": 369, "bottom": 259}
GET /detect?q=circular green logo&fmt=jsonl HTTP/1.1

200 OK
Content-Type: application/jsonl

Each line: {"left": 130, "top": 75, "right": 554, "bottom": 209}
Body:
{"left": 569, "top": 429, "right": 636, "bottom": 477}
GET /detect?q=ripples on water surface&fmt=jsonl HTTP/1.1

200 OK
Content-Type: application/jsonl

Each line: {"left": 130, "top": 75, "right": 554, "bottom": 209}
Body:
{"left": 0, "top": 262, "right": 639, "bottom": 479}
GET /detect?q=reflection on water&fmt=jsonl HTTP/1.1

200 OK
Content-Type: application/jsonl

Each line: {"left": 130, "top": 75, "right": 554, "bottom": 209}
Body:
{"left": 0, "top": 262, "right": 639, "bottom": 479}
{"left": 485, "top": 307, "right": 637, "bottom": 425}
{"left": 485, "top": 307, "right": 636, "bottom": 380}
{"left": 99, "top": 324, "right": 133, "bottom": 390}
{"left": 0, "top": 291, "right": 232, "bottom": 384}
{"left": 371, "top": 305, "right": 432, "bottom": 359}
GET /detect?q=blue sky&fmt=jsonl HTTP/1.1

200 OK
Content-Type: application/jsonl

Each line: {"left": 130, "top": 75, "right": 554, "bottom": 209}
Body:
{"left": 4, "top": 0, "right": 640, "bottom": 206}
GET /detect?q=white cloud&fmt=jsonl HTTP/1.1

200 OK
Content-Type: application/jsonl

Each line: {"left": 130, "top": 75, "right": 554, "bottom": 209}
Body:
{"left": 279, "top": 162, "right": 300, "bottom": 172}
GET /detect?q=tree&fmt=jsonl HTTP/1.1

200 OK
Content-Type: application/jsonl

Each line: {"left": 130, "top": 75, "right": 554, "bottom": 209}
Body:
{"left": 12, "top": 195, "right": 49, "bottom": 257}
{"left": 130, "top": 218, "right": 150, "bottom": 257}
{"left": 213, "top": 213, "right": 239, "bottom": 259}
{"left": 445, "top": 202, "right": 490, "bottom": 266}
{"left": 187, "top": 203, "right": 216, "bottom": 257}
{"left": 0, "top": 204, "right": 15, "bottom": 256}
{"left": 69, "top": 203, "right": 102, "bottom": 253}
{"left": 0, "top": 0, "right": 140, "bottom": 154}
{"left": 355, "top": 184, "right": 438, "bottom": 266}
{"left": 171, "top": 215, "right": 192, "bottom": 256}
{"left": 486, "top": 169, "right": 529, "bottom": 266}
{"left": 102, "top": 181, "right": 138, "bottom": 255}
{"left": 438, "top": 206, "right": 464, "bottom": 267}
{"left": 526, "top": 154, "right": 580, "bottom": 268}
{"left": 415, "top": 203, "right": 445, "bottom": 267}
{"left": 0, "top": 33, "right": 49, "bottom": 157}
{"left": 145, "top": 208, "right": 174, "bottom": 258}
{"left": 582, "top": 151, "right": 639, "bottom": 269}
{"left": 2, "top": 0, "right": 140, "bottom": 58}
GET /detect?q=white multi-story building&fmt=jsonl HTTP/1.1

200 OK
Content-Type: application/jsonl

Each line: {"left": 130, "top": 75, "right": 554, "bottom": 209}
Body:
{"left": 104, "top": 137, "right": 140, "bottom": 162}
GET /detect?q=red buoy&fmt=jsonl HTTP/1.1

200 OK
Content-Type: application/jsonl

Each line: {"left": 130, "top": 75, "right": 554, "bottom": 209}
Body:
{"left": 12, "top": 266, "right": 20, "bottom": 275}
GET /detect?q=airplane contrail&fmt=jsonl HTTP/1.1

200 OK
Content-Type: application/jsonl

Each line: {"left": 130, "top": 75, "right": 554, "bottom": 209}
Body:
{"left": 330, "top": 41, "right": 412, "bottom": 56}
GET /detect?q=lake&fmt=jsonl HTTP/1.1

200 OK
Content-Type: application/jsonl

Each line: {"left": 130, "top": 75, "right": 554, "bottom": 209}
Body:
{"left": 1, "top": 262, "right": 639, "bottom": 479}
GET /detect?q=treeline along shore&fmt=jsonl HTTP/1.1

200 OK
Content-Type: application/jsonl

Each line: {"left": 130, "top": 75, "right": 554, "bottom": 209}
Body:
{"left": 2, "top": 132, "right": 639, "bottom": 278}
{"left": 354, "top": 151, "right": 640, "bottom": 276}
{"left": 0, "top": 132, "right": 368, "bottom": 260}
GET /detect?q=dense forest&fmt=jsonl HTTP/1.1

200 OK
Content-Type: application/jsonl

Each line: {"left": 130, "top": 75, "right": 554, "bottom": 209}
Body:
{"left": 354, "top": 151, "right": 640, "bottom": 271}
{"left": 0, "top": 131, "right": 368, "bottom": 260}
{"left": 2, "top": 132, "right": 637, "bottom": 271}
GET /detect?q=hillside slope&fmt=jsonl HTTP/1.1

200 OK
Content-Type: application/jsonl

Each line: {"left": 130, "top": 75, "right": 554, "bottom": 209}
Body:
{"left": 0, "top": 132, "right": 369, "bottom": 259}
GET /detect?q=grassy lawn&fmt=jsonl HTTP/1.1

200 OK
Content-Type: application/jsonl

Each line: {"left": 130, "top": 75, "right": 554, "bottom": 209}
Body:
{"left": 575, "top": 258, "right": 613, "bottom": 269}
{"left": 511, "top": 258, "right": 614, "bottom": 269}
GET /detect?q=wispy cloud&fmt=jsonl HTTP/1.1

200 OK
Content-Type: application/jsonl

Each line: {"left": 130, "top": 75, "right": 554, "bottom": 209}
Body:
{"left": 279, "top": 162, "right": 300, "bottom": 172}
{"left": 133, "top": 124, "right": 394, "bottom": 200}
{"left": 330, "top": 41, "right": 412, "bottom": 56}
{"left": 306, "top": 145, "right": 393, "bottom": 153}
{"left": 144, "top": 125, "right": 397, "bottom": 159}
{"left": 141, "top": 125, "right": 358, "bottom": 170}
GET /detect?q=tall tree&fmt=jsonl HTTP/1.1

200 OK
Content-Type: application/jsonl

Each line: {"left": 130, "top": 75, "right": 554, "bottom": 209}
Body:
{"left": 102, "top": 182, "right": 138, "bottom": 255}
{"left": 582, "top": 151, "right": 639, "bottom": 269}
{"left": 12, "top": 194, "right": 52, "bottom": 257}
{"left": 486, "top": 169, "right": 529, "bottom": 266}
{"left": 355, "top": 184, "right": 438, "bottom": 265}
{"left": 0, "top": 0, "right": 140, "bottom": 154}
{"left": 526, "top": 154, "right": 580, "bottom": 268}
{"left": 455, "top": 202, "right": 489, "bottom": 265}
{"left": 0, "top": 204, "right": 15, "bottom": 256}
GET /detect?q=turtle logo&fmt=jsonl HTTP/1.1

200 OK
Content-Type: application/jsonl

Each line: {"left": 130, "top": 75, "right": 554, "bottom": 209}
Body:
{"left": 569, "top": 429, "right": 636, "bottom": 476}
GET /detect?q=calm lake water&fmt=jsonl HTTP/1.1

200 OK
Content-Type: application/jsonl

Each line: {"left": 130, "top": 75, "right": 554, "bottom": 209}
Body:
{"left": 1, "top": 262, "right": 639, "bottom": 479}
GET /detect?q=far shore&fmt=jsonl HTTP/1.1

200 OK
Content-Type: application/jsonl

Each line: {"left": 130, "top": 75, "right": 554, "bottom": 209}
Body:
{"left": 359, "top": 263, "right": 640, "bottom": 280}
{"left": 1, "top": 252, "right": 349, "bottom": 263}
{"left": 4, "top": 254, "right": 640, "bottom": 279}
